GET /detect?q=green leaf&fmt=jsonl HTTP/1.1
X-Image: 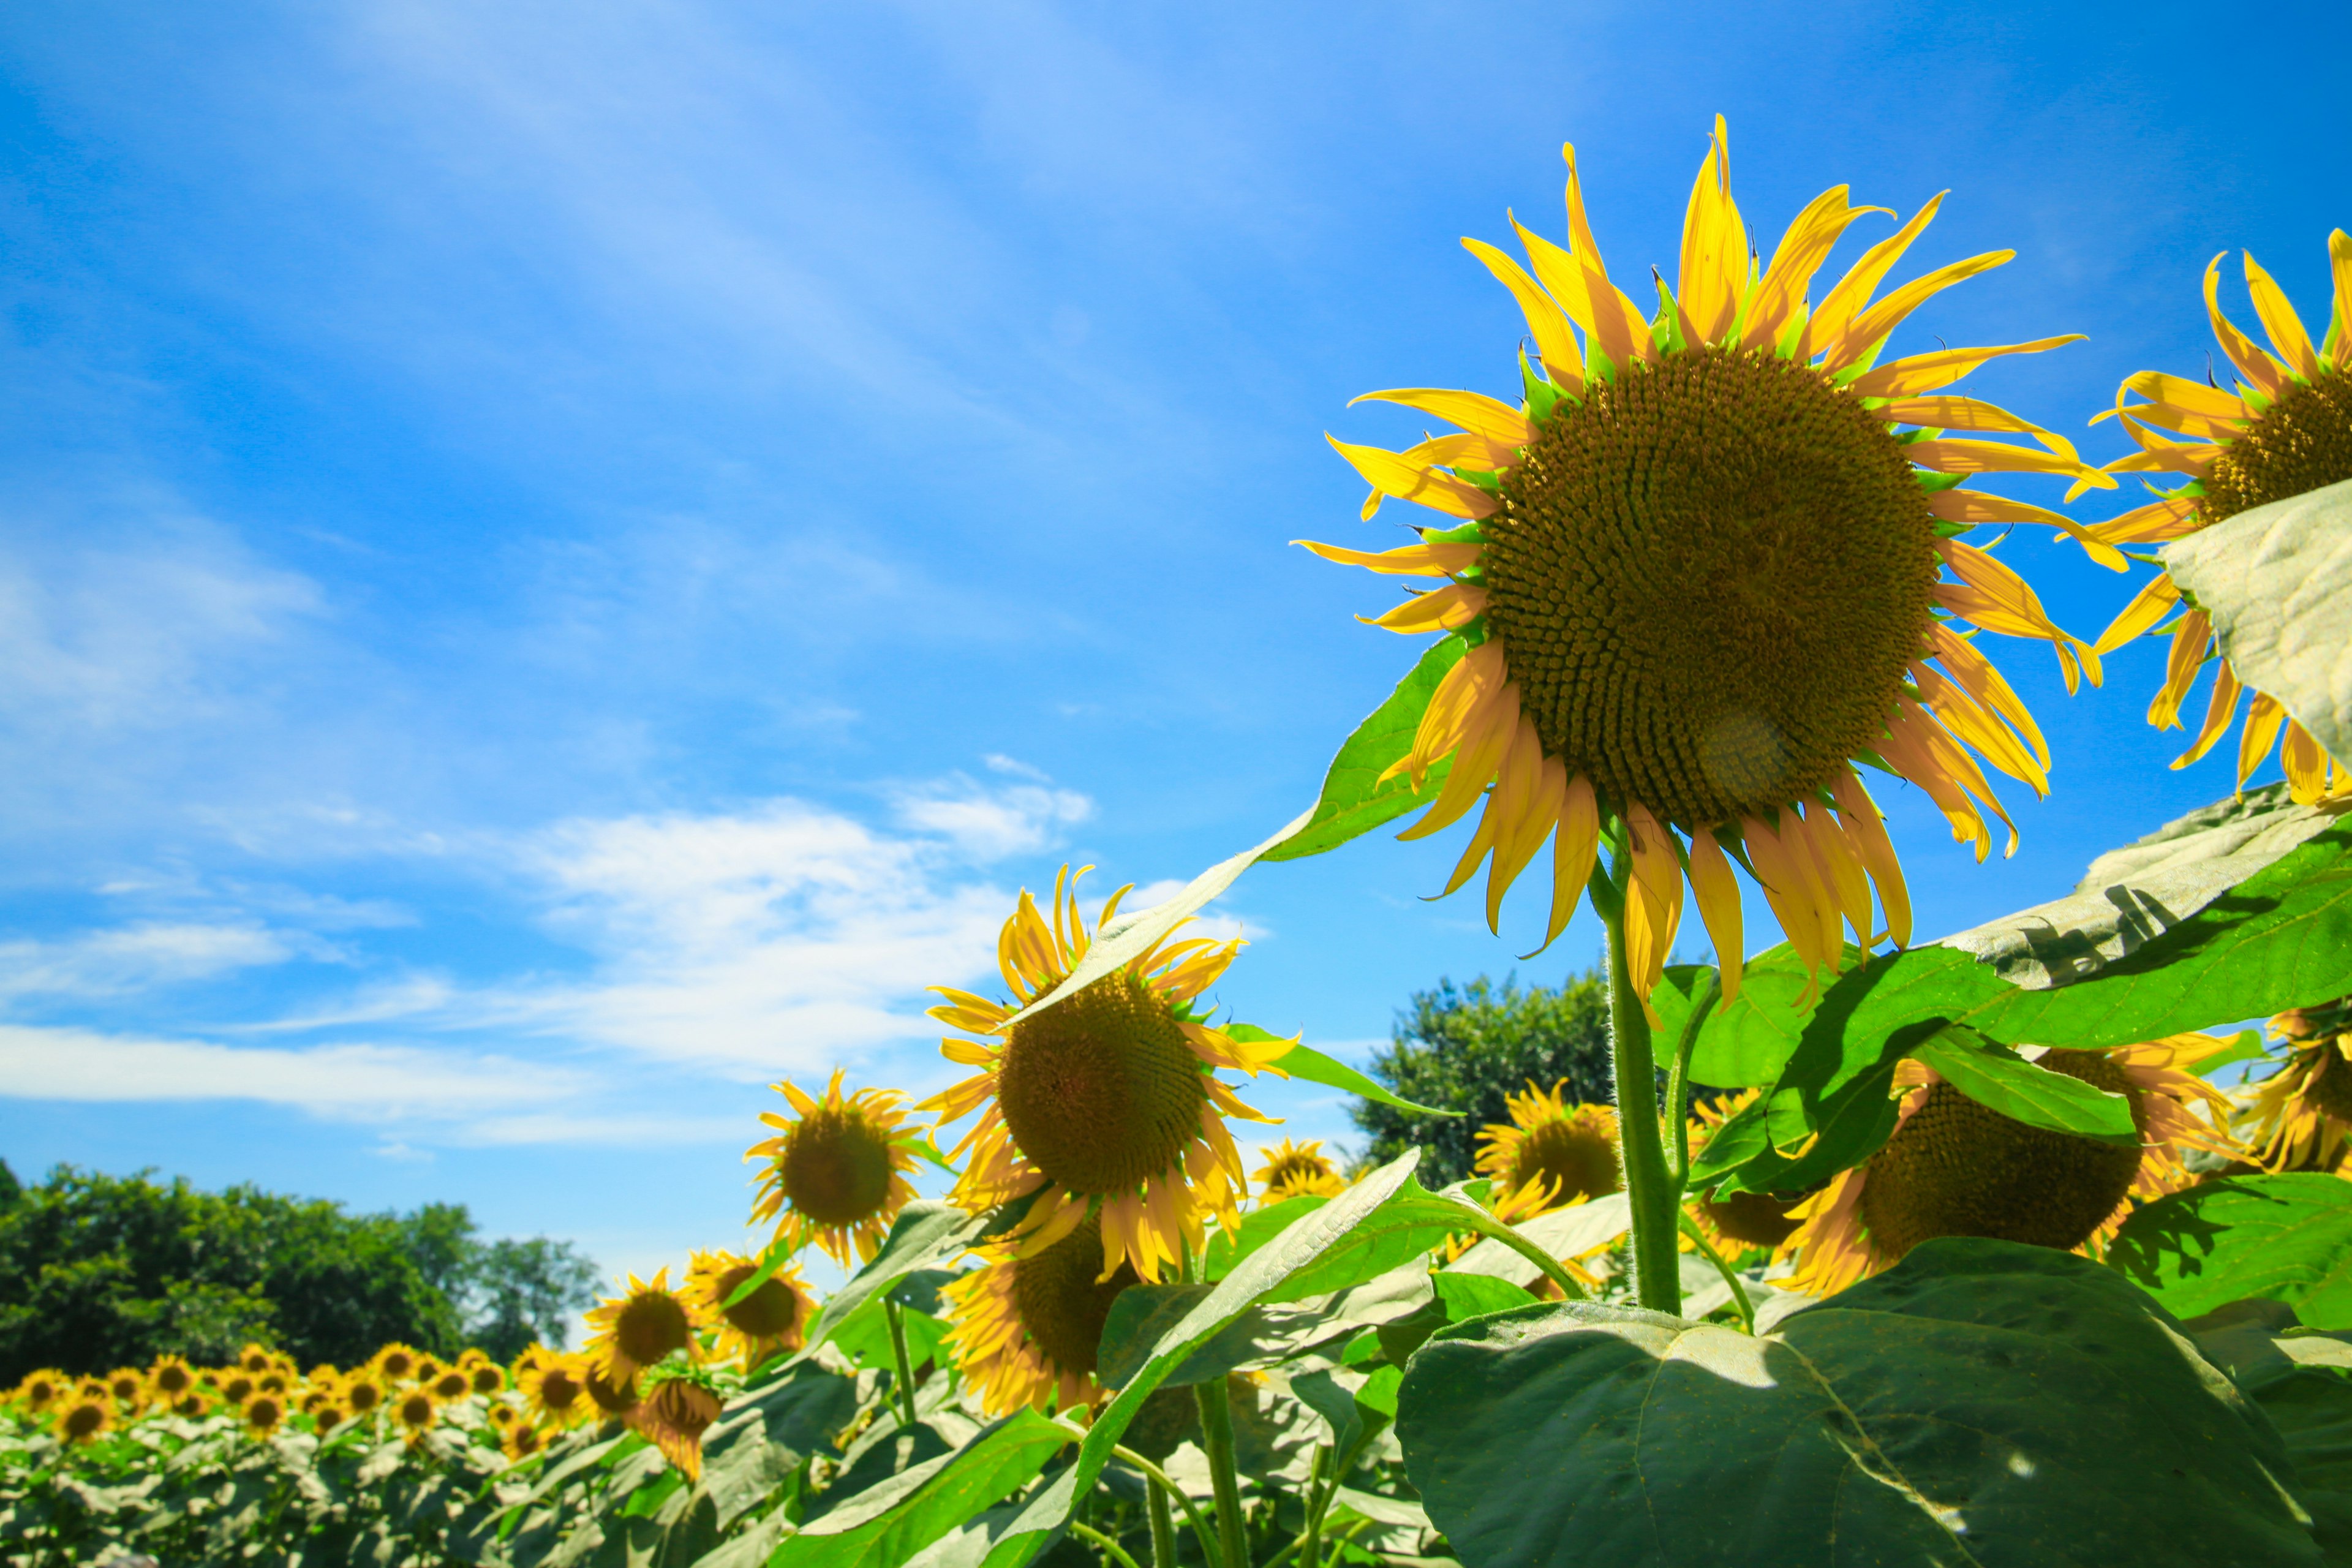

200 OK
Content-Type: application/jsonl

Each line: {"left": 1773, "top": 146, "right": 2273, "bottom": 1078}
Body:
{"left": 829, "top": 1305, "right": 950, "bottom": 1374}
{"left": 1907, "top": 1024, "right": 2138, "bottom": 1144}
{"left": 2166, "top": 476, "right": 2352, "bottom": 768}
{"left": 975, "top": 1150, "right": 1434, "bottom": 1568}
{"left": 2200, "top": 1028, "right": 2274, "bottom": 1079}
{"left": 1256, "top": 1033, "right": 1458, "bottom": 1118}
{"left": 1200, "top": 1193, "right": 1328, "bottom": 1279}
{"left": 788, "top": 1202, "right": 991, "bottom": 1367}
{"left": 1442, "top": 1194, "right": 1629, "bottom": 1290}
{"left": 775, "top": 1410, "right": 1070, "bottom": 1568}
{"left": 1259, "top": 637, "right": 1462, "bottom": 863}
{"left": 1095, "top": 1262, "right": 1432, "bottom": 1390}
{"left": 1431, "top": 1273, "right": 1536, "bottom": 1321}
{"left": 1398, "top": 1238, "right": 2325, "bottom": 1566}
{"left": 2110, "top": 1175, "right": 2352, "bottom": 1329}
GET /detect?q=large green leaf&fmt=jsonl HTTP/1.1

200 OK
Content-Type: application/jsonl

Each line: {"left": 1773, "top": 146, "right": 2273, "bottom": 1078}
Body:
{"left": 2166, "top": 476, "right": 2352, "bottom": 769}
{"left": 2109, "top": 1174, "right": 2352, "bottom": 1329}
{"left": 788, "top": 1202, "right": 991, "bottom": 1368}
{"left": 1096, "top": 1261, "right": 1432, "bottom": 1390}
{"left": 1397, "top": 1238, "right": 2324, "bottom": 1566}
{"left": 1241, "top": 1027, "right": 1457, "bottom": 1118}
{"left": 1908, "top": 1023, "right": 2138, "bottom": 1144}
{"left": 1260, "top": 636, "right": 1461, "bottom": 862}
{"left": 974, "top": 1150, "right": 1434, "bottom": 1568}
{"left": 697, "top": 1364, "right": 859, "bottom": 1530}
{"left": 774, "top": 1410, "right": 1069, "bottom": 1568}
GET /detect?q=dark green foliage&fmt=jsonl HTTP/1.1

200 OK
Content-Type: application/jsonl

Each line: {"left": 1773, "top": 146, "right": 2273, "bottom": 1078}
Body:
{"left": 0, "top": 1165, "right": 598, "bottom": 1381}
{"left": 1349, "top": 970, "right": 1613, "bottom": 1185}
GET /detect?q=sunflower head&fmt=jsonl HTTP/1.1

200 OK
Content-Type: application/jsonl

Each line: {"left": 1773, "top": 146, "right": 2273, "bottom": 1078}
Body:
{"left": 219, "top": 1374, "right": 256, "bottom": 1405}
{"left": 467, "top": 1362, "right": 506, "bottom": 1396}
{"left": 242, "top": 1392, "right": 290, "bottom": 1439}
{"left": 1253, "top": 1138, "right": 1345, "bottom": 1201}
{"left": 1476, "top": 1080, "right": 1622, "bottom": 1215}
{"left": 391, "top": 1387, "right": 440, "bottom": 1443}
{"left": 503, "top": 1422, "right": 545, "bottom": 1463}
{"left": 2245, "top": 996, "right": 2352, "bottom": 1172}
{"left": 53, "top": 1393, "right": 111, "bottom": 1446}
{"left": 374, "top": 1345, "right": 418, "bottom": 1382}
{"left": 312, "top": 1402, "right": 348, "bottom": 1433}
{"left": 238, "top": 1344, "right": 274, "bottom": 1376}
{"left": 943, "top": 1212, "right": 1140, "bottom": 1417}
{"left": 104, "top": 1370, "right": 144, "bottom": 1408}
{"left": 148, "top": 1355, "right": 195, "bottom": 1400}
{"left": 344, "top": 1373, "right": 386, "bottom": 1415}
{"left": 628, "top": 1378, "right": 722, "bottom": 1483}
{"left": 521, "top": 1356, "right": 590, "bottom": 1428}
{"left": 584, "top": 1365, "right": 640, "bottom": 1420}
{"left": 1303, "top": 117, "right": 2109, "bottom": 1014}
{"left": 746, "top": 1071, "right": 922, "bottom": 1270}
{"left": 14, "top": 1370, "right": 66, "bottom": 1412}
{"left": 584, "top": 1268, "right": 701, "bottom": 1385}
{"left": 170, "top": 1391, "right": 212, "bottom": 1420}
{"left": 429, "top": 1368, "right": 472, "bottom": 1404}
{"left": 921, "top": 865, "right": 1288, "bottom": 1283}
{"left": 687, "top": 1249, "right": 815, "bottom": 1370}
{"left": 2091, "top": 232, "right": 2352, "bottom": 804}
{"left": 1785, "top": 1036, "right": 2240, "bottom": 1295}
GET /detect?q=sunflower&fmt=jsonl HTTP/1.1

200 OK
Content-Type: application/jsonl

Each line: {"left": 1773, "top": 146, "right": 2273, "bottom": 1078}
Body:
{"left": 412, "top": 1355, "right": 444, "bottom": 1387}
{"left": 218, "top": 1374, "right": 257, "bottom": 1405}
{"left": 1253, "top": 1138, "right": 1346, "bottom": 1201}
{"left": 943, "top": 1213, "right": 1139, "bottom": 1417}
{"left": 486, "top": 1400, "right": 521, "bottom": 1433}
{"left": 1683, "top": 1088, "right": 1811, "bottom": 1255}
{"left": 1304, "top": 118, "right": 2108, "bottom": 1012}
{"left": 745, "top": 1071, "right": 922, "bottom": 1270}
{"left": 1783, "top": 1036, "right": 2239, "bottom": 1296}
{"left": 52, "top": 1392, "right": 111, "bottom": 1446}
{"left": 1476, "top": 1080, "right": 1623, "bottom": 1219}
{"left": 13, "top": 1370, "right": 66, "bottom": 1413}
{"left": 629, "top": 1378, "right": 723, "bottom": 1483}
{"left": 512, "top": 1344, "right": 551, "bottom": 1380}
{"left": 391, "top": 1387, "right": 440, "bottom": 1445}
{"left": 503, "top": 1422, "right": 545, "bottom": 1463}
{"left": 372, "top": 1344, "right": 419, "bottom": 1383}
{"left": 464, "top": 1359, "right": 506, "bottom": 1397}
{"left": 241, "top": 1392, "right": 290, "bottom": 1439}
{"left": 584, "top": 1366, "right": 640, "bottom": 1422}
{"left": 99, "top": 1370, "right": 143, "bottom": 1410}
{"left": 2089, "top": 234, "right": 2352, "bottom": 804}
{"left": 921, "top": 865, "right": 1286, "bottom": 1283}
{"left": 344, "top": 1371, "right": 387, "bottom": 1419}
{"left": 311, "top": 1401, "right": 348, "bottom": 1433}
{"left": 2243, "top": 997, "right": 2352, "bottom": 1174}
{"left": 236, "top": 1344, "right": 275, "bottom": 1376}
{"left": 169, "top": 1391, "right": 212, "bottom": 1420}
{"left": 584, "top": 1269, "right": 702, "bottom": 1385}
{"left": 148, "top": 1355, "right": 195, "bottom": 1403}
{"left": 519, "top": 1355, "right": 590, "bottom": 1429}
{"left": 686, "top": 1249, "right": 816, "bottom": 1370}
{"left": 423, "top": 1366, "right": 469, "bottom": 1405}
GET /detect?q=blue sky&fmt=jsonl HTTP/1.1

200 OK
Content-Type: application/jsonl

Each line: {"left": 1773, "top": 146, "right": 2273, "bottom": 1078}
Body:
{"left": 2, "top": 1, "right": 2345, "bottom": 1297}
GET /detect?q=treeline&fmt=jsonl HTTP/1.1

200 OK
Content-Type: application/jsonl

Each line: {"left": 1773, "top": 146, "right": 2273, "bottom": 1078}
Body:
{"left": 0, "top": 1160, "right": 598, "bottom": 1384}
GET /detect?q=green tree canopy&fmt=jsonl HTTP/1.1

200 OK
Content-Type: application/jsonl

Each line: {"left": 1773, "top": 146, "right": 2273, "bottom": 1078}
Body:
{"left": 1349, "top": 970, "right": 1616, "bottom": 1186}
{"left": 0, "top": 1164, "right": 599, "bottom": 1382}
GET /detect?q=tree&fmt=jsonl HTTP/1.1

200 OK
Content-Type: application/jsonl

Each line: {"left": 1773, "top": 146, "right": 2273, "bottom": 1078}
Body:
{"left": 466, "top": 1238, "right": 603, "bottom": 1362}
{"left": 1349, "top": 969, "right": 1617, "bottom": 1186}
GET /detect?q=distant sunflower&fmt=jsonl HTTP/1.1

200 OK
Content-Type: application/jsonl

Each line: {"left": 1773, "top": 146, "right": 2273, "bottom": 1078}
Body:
{"left": 686, "top": 1249, "right": 816, "bottom": 1371}
{"left": 1683, "top": 1089, "right": 1812, "bottom": 1255}
{"left": 148, "top": 1356, "right": 195, "bottom": 1403}
{"left": 373, "top": 1345, "right": 420, "bottom": 1383}
{"left": 922, "top": 865, "right": 1286, "bottom": 1283}
{"left": 237, "top": 1344, "right": 275, "bottom": 1376}
{"left": 503, "top": 1422, "right": 545, "bottom": 1463}
{"left": 344, "top": 1372, "right": 387, "bottom": 1419}
{"left": 1476, "top": 1080, "right": 1622, "bottom": 1218}
{"left": 311, "top": 1401, "right": 348, "bottom": 1433}
{"left": 460, "top": 1352, "right": 506, "bottom": 1397}
{"left": 1784, "top": 1036, "right": 2239, "bottom": 1296}
{"left": 391, "top": 1387, "right": 440, "bottom": 1445}
{"left": 104, "top": 1370, "right": 145, "bottom": 1409}
{"left": 169, "top": 1391, "right": 212, "bottom": 1420}
{"left": 52, "top": 1392, "right": 111, "bottom": 1446}
{"left": 512, "top": 1344, "right": 551, "bottom": 1380}
{"left": 629, "top": 1378, "right": 723, "bottom": 1483}
{"left": 943, "top": 1213, "right": 1139, "bottom": 1417}
{"left": 519, "top": 1356, "right": 590, "bottom": 1429}
{"left": 242, "top": 1392, "right": 290, "bottom": 1439}
{"left": 1253, "top": 1139, "right": 1346, "bottom": 1201}
{"left": 1305, "top": 117, "right": 2108, "bottom": 1012}
{"left": 2090, "top": 233, "right": 2352, "bottom": 805}
{"left": 746, "top": 1070, "right": 922, "bottom": 1270}
{"left": 13, "top": 1370, "right": 66, "bottom": 1413}
{"left": 218, "top": 1374, "right": 257, "bottom": 1405}
{"left": 2246, "top": 997, "right": 2352, "bottom": 1174}
{"left": 412, "top": 1356, "right": 444, "bottom": 1387}
{"left": 584, "top": 1366, "right": 639, "bottom": 1422}
{"left": 584, "top": 1269, "right": 702, "bottom": 1385}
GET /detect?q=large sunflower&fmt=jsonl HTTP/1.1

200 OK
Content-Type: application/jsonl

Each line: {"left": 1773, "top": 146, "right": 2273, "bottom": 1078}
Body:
{"left": 687, "top": 1248, "right": 816, "bottom": 1371}
{"left": 942, "top": 1213, "right": 1139, "bottom": 1417}
{"left": 583, "top": 1268, "right": 702, "bottom": 1385}
{"left": 1782, "top": 1036, "right": 2237, "bottom": 1297}
{"left": 2245, "top": 997, "right": 2352, "bottom": 1174}
{"left": 2089, "top": 233, "right": 2352, "bottom": 804}
{"left": 746, "top": 1070, "right": 922, "bottom": 1269}
{"left": 1253, "top": 1138, "right": 1345, "bottom": 1200}
{"left": 1476, "top": 1079, "right": 1622, "bottom": 1216}
{"left": 1305, "top": 118, "right": 2107, "bottom": 1012}
{"left": 921, "top": 865, "right": 1287, "bottom": 1283}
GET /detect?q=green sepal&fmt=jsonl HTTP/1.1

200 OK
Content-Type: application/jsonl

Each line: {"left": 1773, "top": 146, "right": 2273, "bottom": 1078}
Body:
{"left": 1520, "top": 349, "right": 1564, "bottom": 424}
{"left": 1912, "top": 468, "right": 1967, "bottom": 492}
{"left": 1420, "top": 521, "right": 1486, "bottom": 545}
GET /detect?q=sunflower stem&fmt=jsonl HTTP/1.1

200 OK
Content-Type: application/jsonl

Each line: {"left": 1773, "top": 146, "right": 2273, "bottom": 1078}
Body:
{"left": 1602, "top": 874, "right": 1684, "bottom": 1316}
{"left": 1069, "top": 1519, "right": 1144, "bottom": 1568}
{"left": 1110, "top": 1442, "right": 1220, "bottom": 1568}
{"left": 1300, "top": 1444, "right": 1326, "bottom": 1568}
{"left": 1665, "top": 967, "right": 1721, "bottom": 1188}
{"left": 883, "top": 1298, "right": 919, "bottom": 1431}
{"left": 1144, "top": 1473, "right": 1178, "bottom": 1568}
{"left": 1678, "top": 1210, "right": 1757, "bottom": 1335}
{"left": 1194, "top": 1378, "right": 1249, "bottom": 1568}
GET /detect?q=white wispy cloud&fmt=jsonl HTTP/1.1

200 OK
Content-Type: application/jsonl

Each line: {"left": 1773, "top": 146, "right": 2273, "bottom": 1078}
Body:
{"left": 0, "top": 922, "right": 307, "bottom": 1001}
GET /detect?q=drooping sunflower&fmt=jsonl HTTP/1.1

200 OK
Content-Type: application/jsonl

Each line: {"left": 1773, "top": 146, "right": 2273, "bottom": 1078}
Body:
{"left": 241, "top": 1392, "right": 290, "bottom": 1440}
{"left": 148, "top": 1355, "right": 196, "bottom": 1404}
{"left": 745, "top": 1070, "right": 922, "bottom": 1270}
{"left": 13, "top": 1370, "right": 66, "bottom": 1413}
{"left": 630, "top": 1378, "right": 723, "bottom": 1483}
{"left": 2089, "top": 234, "right": 2352, "bottom": 804}
{"left": 686, "top": 1249, "right": 816, "bottom": 1370}
{"left": 1782, "top": 1036, "right": 2239, "bottom": 1297}
{"left": 921, "top": 865, "right": 1286, "bottom": 1283}
{"left": 519, "top": 1355, "right": 590, "bottom": 1429}
{"left": 2244, "top": 997, "right": 2352, "bottom": 1174}
{"left": 1305, "top": 118, "right": 2108, "bottom": 1012}
{"left": 52, "top": 1392, "right": 111, "bottom": 1446}
{"left": 942, "top": 1213, "right": 1139, "bottom": 1417}
{"left": 1476, "top": 1080, "right": 1623, "bottom": 1218}
{"left": 584, "top": 1269, "right": 702, "bottom": 1385}
{"left": 1253, "top": 1139, "right": 1346, "bottom": 1201}
{"left": 1683, "top": 1088, "right": 1811, "bottom": 1256}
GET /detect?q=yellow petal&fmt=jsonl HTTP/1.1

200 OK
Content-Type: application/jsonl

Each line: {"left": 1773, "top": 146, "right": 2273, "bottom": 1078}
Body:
{"left": 1743, "top": 187, "right": 1884, "bottom": 353}
{"left": 2147, "top": 609, "right": 2212, "bottom": 731}
{"left": 2204, "top": 254, "right": 2287, "bottom": 399}
{"left": 1801, "top": 192, "right": 1945, "bottom": 363}
{"left": 1349, "top": 387, "right": 1534, "bottom": 448}
{"left": 1847, "top": 335, "right": 2084, "bottom": 398}
{"left": 1831, "top": 769, "right": 1911, "bottom": 948}
{"left": 2094, "top": 571, "right": 2181, "bottom": 654}
{"left": 2239, "top": 692, "right": 2288, "bottom": 788}
{"left": 2331, "top": 230, "right": 2352, "bottom": 371}
{"left": 1684, "top": 826, "right": 1744, "bottom": 1002}
{"left": 1396, "top": 681, "right": 1519, "bottom": 840}
{"left": 1324, "top": 435, "right": 1498, "bottom": 520}
{"left": 1531, "top": 773, "right": 1600, "bottom": 956}
{"left": 1482, "top": 722, "right": 1555, "bottom": 930}
{"left": 1294, "top": 538, "right": 1483, "bottom": 577}
{"left": 1461, "top": 236, "right": 1585, "bottom": 387}
{"left": 2243, "top": 251, "right": 2321, "bottom": 380}
{"left": 2282, "top": 722, "right": 2334, "bottom": 805}
{"left": 1621, "top": 802, "right": 1684, "bottom": 1025}
{"left": 1675, "top": 115, "right": 1746, "bottom": 345}
{"left": 1924, "top": 487, "right": 2125, "bottom": 571}
{"left": 1930, "top": 622, "right": 2049, "bottom": 771}
{"left": 2172, "top": 659, "right": 2243, "bottom": 769}
{"left": 1826, "top": 249, "right": 2015, "bottom": 372}
{"left": 1362, "top": 582, "right": 1487, "bottom": 635}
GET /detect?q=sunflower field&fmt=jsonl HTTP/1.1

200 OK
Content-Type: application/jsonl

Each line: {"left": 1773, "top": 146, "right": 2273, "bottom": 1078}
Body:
{"left": 10, "top": 119, "right": 2352, "bottom": 1567}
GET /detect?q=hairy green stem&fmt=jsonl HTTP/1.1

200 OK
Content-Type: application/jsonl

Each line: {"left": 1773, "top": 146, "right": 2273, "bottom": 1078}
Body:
{"left": 1596, "top": 854, "right": 1683, "bottom": 1315}
{"left": 883, "top": 1298, "right": 919, "bottom": 1431}
{"left": 1110, "top": 1443, "right": 1219, "bottom": 1568}
{"left": 1665, "top": 967, "right": 1721, "bottom": 1187}
{"left": 1300, "top": 1444, "right": 1326, "bottom": 1568}
{"left": 1144, "top": 1476, "right": 1177, "bottom": 1568}
{"left": 1069, "top": 1518, "right": 1144, "bottom": 1568}
{"left": 1194, "top": 1379, "right": 1249, "bottom": 1568}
